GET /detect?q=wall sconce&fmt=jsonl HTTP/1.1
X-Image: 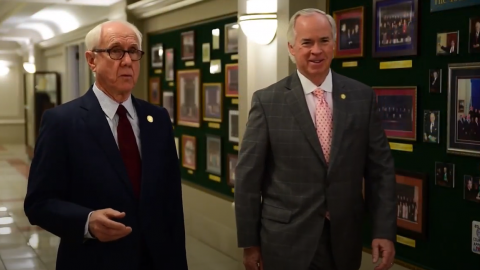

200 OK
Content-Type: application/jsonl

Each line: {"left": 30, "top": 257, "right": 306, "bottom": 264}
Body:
{"left": 0, "top": 66, "right": 9, "bottom": 76}
{"left": 23, "top": 62, "right": 36, "bottom": 74}
{"left": 238, "top": 13, "right": 277, "bottom": 45}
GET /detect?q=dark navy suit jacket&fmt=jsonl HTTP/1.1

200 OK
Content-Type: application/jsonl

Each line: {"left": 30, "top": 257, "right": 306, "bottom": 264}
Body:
{"left": 24, "top": 88, "right": 187, "bottom": 270}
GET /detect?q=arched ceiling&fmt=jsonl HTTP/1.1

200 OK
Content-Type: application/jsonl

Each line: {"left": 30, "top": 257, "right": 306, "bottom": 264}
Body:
{"left": 0, "top": 0, "right": 119, "bottom": 56}
{"left": 0, "top": 0, "right": 208, "bottom": 59}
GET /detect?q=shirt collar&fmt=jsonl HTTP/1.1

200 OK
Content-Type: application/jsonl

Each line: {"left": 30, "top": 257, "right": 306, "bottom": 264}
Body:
{"left": 92, "top": 83, "right": 136, "bottom": 120}
{"left": 297, "top": 69, "right": 333, "bottom": 95}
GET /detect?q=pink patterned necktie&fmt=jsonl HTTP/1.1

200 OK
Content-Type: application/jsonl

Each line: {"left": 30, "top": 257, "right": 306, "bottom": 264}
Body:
{"left": 313, "top": 88, "right": 333, "bottom": 163}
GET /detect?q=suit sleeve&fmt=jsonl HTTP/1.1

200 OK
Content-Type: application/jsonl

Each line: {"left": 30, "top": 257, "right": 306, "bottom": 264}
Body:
{"left": 24, "top": 109, "right": 92, "bottom": 243}
{"left": 235, "top": 92, "right": 269, "bottom": 248}
{"left": 160, "top": 108, "right": 187, "bottom": 269}
{"left": 364, "top": 89, "right": 397, "bottom": 242}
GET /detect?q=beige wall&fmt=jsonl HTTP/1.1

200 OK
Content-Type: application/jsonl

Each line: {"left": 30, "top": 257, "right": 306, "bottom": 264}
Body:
{"left": 0, "top": 54, "right": 25, "bottom": 144}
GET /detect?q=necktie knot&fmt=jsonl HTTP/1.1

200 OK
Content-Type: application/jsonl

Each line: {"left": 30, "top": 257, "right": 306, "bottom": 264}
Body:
{"left": 313, "top": 88, "right": 324, "bottom": 98}
{"left": 116, "top": 104, "right": 128, "bottom": 118}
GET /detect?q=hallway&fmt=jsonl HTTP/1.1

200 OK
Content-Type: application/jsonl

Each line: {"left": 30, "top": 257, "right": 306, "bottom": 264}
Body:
{"left": 0, "top": 144, "right": 243, "bottom": 270}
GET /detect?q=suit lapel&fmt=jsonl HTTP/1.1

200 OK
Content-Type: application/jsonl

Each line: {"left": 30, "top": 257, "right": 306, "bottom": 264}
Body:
{"left": 284, "top": 73, "right": 327, "bottom": 167}
{"left": 80, "top": 89, "right": 135, "bottom": 199}
{"left": 328, "top": 72, "right": 348, "bottom": 173}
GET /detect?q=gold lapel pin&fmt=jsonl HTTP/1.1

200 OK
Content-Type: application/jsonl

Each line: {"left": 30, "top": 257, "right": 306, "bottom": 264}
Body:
{"left": 147, "top": 115, "right": 153, "bottom": 122}
{"left": 341, "top": 94, "right": 346, "bottom": 99}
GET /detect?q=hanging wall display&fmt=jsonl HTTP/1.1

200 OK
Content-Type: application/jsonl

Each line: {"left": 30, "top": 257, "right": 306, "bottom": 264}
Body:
{"left": 447, "top": 63, "right": 480, "bottom": 157}
{"left": 181, "top": 31, "right": 195, "bottom": 60}
{"left": 333, "top": 6, "right": 364, "bottom": 58}
{"left": 148, "top": 15, "right": 238, "bottom": 198}
{"left": 436, "top": 31, "right": 459, "bottom": 55}
{"left": 373, "top": 86, "right": 417, "bottom": 141}
{"left": 224, "top": 22, "right": 238, "bottom": 53}
{"left": 203, "top": 83, "right": 222, "bottom": 122}
{"left": 148, "top": 77, "right": 160, "bottom": 105}
{"left": 151, "top": 43, "right": 163, "bottom": 68}
{"left": 165, "top": 48, "right": 175, "bottom": 81}
{"left": 372, "top": 0, "right": 418, "bottom": 57}
{"left": 395, "top": 169, "right": 428, "bottom": 240}
{"left": 225, "top": 63, "right": 238, "bottom": 97}
{"left": 177, "top": 69, "right": 201, "bottom": 127}
{"left": 206, "top": 135, "right": 222, "bottom": 175}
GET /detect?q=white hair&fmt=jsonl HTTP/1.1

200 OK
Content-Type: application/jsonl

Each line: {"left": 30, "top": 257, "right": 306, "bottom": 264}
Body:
{"left": 287, "top": 8, "right": 337, "bottom": 63}
{"left": 84, "top": 20, "right": 143, "bottom": 50}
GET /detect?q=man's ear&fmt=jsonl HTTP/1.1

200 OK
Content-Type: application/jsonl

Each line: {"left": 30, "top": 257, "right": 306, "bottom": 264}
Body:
{"left": 85, "top": 51, "right": 96, "bottom": 73}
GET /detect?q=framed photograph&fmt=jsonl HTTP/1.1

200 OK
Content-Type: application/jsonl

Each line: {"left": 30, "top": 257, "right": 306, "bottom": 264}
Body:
{"left": 181, "top": 31, "right": 195, "bottom": 60}
{"left": 206, "top": 135, "right": 221, "bottom": 175}
{"left": 225, "top": 63, "right": 238, "bottom": 97}
{"left": 181, "top": 135, "right": 196, "bottom": 170}
{"left": 212, "top": 28, "right": 220, "bottom": 50}
{"left": 373, "top": 86, "right": 417, "bottom": 141}
{"left": 165, "top": 48, "right": 174, "bottom": 81}
{"left": 229, "top": 109, "right": 239, "bottom": 143}
{"left": 210, "top": 59, "right": 222, "bottom": 74}
{"left": 174, "top": 137, "right": 179, "bottom": 158}
{"left": 162, "top": 91, "right": 174, "bottom": 123}
{"left": 436, "top": 31, "right": 459, "bottom": 55}
{"left": 470, "top": 17, "right": 480, "bottom": 53}
{"left": 202, "top": 43, "right": 210, "bottom": 63}
{"left": 447, "top": 62, "right": 480, "bottom": 156}
{"left": 429, "top": 69, "right": 441, "bottom": 93}
{"left": 395, "top": 169, "right": 427, "bottom": 240}
{"left": 459, "top": 100, "right": 466, "bottom": 114}
{"left": 423, "top": 110, "right": 440, "bottom": 144}
{"left": 151, "top": 43, "right": 163, "bottom": 68}
{"left": 333, "top": 6, "right": 364, "bottom": 58}
{"left": 227, "top": 154, "right": 238, "bottom": 187}
{"left": 435, "top": 162, "right": 455, "bottom": 188}
{"left": 177, "top": 70, "right": 201, "bottom": 127}
{"left": 148, "top": 77, "right": 160, "bottom": 105}
{"left": 203, "top": 83, "right": 222, "bottom": 122}
{"left": 224, "top": 22, "right": 239, "bottom": 53}
{"left": 464, "top": 175, "right": 480, "bottom": 203}
{"left": 372, "top": 0, "right": 418, "bottom": 58}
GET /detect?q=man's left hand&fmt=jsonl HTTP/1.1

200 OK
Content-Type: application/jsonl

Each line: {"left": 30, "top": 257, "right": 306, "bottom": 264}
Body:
{"left": 372, "top": 238, "right": 395, "bottom": 270}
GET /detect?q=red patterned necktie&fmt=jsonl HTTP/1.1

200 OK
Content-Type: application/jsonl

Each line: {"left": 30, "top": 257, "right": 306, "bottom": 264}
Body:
{"left": 116, "top": 104, "right": 141, "bottom": 198}
{"left": 312, "top": 88, "right": 333, "bottom": 163}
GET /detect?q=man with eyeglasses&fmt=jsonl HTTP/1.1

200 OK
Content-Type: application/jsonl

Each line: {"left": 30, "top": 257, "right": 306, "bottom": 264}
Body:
{"left": 24, "top": 20, "right": 187, "bottom": 270}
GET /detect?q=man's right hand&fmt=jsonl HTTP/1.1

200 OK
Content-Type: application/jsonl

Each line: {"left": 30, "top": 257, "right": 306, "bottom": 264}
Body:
{"left": 243, "top": 246, "right": 263, "bottom": 270}
{"left": 88, "top": 208, "right": 132, "bottom": 242}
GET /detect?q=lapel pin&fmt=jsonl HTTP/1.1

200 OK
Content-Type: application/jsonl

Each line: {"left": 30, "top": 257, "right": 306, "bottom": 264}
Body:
{"left": 341, "top": 94, "right": 346, "bottom": 99}
{"left": 147, "top": 115, "right": 153, "bottom": 122}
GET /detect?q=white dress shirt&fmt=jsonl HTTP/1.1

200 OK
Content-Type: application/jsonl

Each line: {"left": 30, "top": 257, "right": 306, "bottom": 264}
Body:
{"left": 84, "top": 83, "right": 141, "bottom": 239}
{"left": 297, "top": 69, "right": 333, "bottom": 127}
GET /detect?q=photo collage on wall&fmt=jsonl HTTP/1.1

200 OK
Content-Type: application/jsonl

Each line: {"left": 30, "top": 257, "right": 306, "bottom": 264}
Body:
{"left": 147, "top": 18, "right": 239, "bottom": 194}
{"left": 332, "top": 0, "right": 480, "bottom": 243}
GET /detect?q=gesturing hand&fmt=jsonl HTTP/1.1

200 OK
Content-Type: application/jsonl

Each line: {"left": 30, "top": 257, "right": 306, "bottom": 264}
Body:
{"left": 243, "top": 246, "right": 263, "bottom": 270}
{"left": 88, "top": 208, "right": 132, "bottom": 242}
{"left": 372, "top": 238, "right": 395, "bottom": 270}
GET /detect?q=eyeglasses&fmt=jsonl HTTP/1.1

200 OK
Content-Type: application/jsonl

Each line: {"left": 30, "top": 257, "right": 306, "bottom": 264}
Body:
{"left": 92, "top": 47, "right": 145, "bottom": 61}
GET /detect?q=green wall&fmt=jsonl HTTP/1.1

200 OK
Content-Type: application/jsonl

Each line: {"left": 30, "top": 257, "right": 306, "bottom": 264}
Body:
{"left": 329, "top": 1, "right": 480, "bottom": 269}
{"left": 147, "top": 15, "right": 238, "bottom": 199}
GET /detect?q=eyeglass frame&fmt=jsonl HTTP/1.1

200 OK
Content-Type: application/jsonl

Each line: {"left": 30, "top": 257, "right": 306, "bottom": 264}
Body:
{"left": 91, "top": 47, "right": 145, "bottom": 61}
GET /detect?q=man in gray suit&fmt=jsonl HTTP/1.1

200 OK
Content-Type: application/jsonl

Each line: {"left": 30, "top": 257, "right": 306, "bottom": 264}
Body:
{"left": 235, "top": 8, "right": 396, "bottom": 270}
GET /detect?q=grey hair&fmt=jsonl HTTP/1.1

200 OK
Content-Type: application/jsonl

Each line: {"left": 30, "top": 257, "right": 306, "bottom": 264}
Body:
{"left": 287, "top": 8, "right": 336, "bottom": 63}
{"left": 84, "top": 20, "right": 143, "bottom": 50}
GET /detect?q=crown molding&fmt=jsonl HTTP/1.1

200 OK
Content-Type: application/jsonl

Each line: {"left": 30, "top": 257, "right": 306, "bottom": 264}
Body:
{"left": 128, "top": 0, "right": 205, "bottom": 19}
{"left": 37, "top": 19, "right": 108, "bottom": 49}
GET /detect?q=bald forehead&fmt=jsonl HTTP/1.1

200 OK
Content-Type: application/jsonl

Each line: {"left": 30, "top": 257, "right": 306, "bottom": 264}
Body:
{"left": 100, "top": 22, "right": 139, "bottom": 48}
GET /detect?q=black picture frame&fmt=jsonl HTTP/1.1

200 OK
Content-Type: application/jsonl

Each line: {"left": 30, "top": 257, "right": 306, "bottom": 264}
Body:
{"left": 395, "top": 169, "right": 428, "bottom": 240}
{"left": 372, "top": 0, "right": 418, "bottom": 58}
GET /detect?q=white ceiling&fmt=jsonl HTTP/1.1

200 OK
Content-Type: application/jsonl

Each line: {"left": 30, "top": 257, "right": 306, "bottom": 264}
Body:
{"left": 0, "top": 0, "right": 205, "bottom": 62}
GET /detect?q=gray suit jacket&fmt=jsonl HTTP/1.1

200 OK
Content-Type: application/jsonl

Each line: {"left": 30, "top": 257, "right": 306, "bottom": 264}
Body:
{"left": 235, "top": 71, "right": 396, "bottom": 270}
